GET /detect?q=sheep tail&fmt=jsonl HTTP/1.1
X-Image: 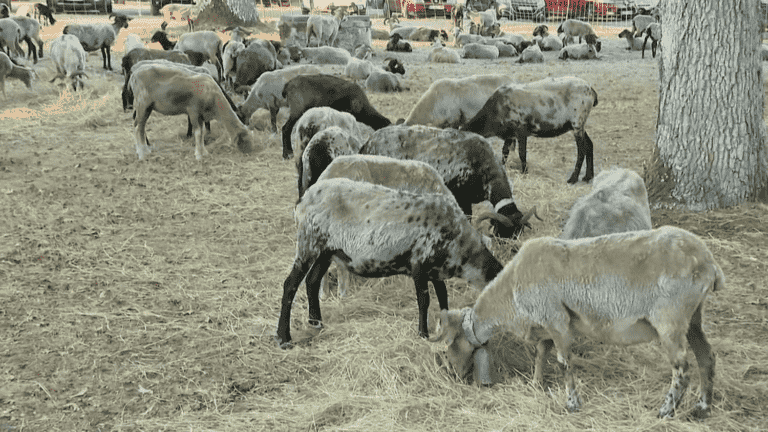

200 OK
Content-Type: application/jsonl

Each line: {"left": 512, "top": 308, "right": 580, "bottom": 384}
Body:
{"left": 713, "top": 264, "right": 725, "bottom": 293}
{"left": 556, "top": 22, "right": 563, "bottom": 34}
{"left": 591, "top": 87, "right": 598, "bottom": 107}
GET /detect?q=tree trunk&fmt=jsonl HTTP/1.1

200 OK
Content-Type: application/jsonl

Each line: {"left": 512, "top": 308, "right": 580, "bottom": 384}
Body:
{"left": 194, "top": 0, "right": 271, "bottom": 29}
{"left": 643, "top": 0, "right": 768, "bottom": 210}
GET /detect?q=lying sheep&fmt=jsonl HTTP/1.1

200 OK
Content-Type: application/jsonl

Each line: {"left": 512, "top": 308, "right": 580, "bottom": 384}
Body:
{"left": 49, "top": 34, "right": 87, "bottom": 91}
{"left": 618, "top": 29, "right": 645, "bottom": 51}
{"left": 431, "top": 226, "right": 723, "bottom": 420}
{"left": 371, "top": 27, "right": 389, "bottom": 40}
{"left": 365, "top": 68, "right": 405, "bottom": 92}
{"left": 353, "top": 43, "right": 372, "bottom": 59}
{"left": 762, "top": 44, "right": 768, "bottom": 61}
{"left": 276, "top": 177, "right": 507, "bottom": 348}
{"left": 383, "top": 57, "right": 405, "bottom": 75}
{"left": 558, "top": 43, "right": 599, "bottom": 60}
{"left": 532, "top": 25, "right": 562, "bottom": 51}
{"left": 306, "top": 7, "right": 346, "bottom": 47}
{"left": 0, "top": 51, "right": 33, "bottom": 98}
{"left": 560, "top": 168, "right": 651, "bottom": 239}
{"left": 556, "top": 19, "right": 597, "bottom": 47}
{"left": 386, "top": 33, "right": 412, "bottom": 52}
{"left": 427, "top": 45, "right": 461, "bottom": 63}
{"left": 237, "top": 65, "right": 322, "bottom": 133}
{"left": 408, "top": 27, "right": 449, "bottom": 42}
{"left": 62, "top": 13, "right": 131, "bottom": 70}
{"left": 480, "top": 39, "right": 517, "bottom": 57}
{"left": 344, "top": 56, "right": 373, "bottom": 80}
{"left": 496, "top": 34, "right": 533, "bottom": 53}
{"left": 281, "top": 74, "right": 392, "bottom": 160}
{"left": 454, "top": 32, "right": 484, "bottom": 48}
{"left": 360, "top": 125, "right": 537, "bottom": 238}
{"left": 402, "top": 74, "right": 514, "bottom": 128}
{"left": 461, "top": 76, "right": 598, "bottom": 184}
{"left": 517, "top": 43, "right": 543, "bottom": 63}
{"left": 463, "top": 42, "right": 498, "bottom": 60}
{"left": 299, "top": 45, "right": 351, "bottom": 65}
{"left": 642, "top": 23, "right": 662, "bottom": 59}
{"left": 129, "top": 64, "right": 254, "bottom": 160}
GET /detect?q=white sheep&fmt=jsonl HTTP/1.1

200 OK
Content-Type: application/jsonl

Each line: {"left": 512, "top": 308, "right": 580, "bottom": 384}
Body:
{"left": 0, "top": 50, "right": 33, "bottom": 98}
{"left": 306, "top": 7, "right": 347, "bottom": 47}
{"left": 276, "top": 177, "right": 507, "bottom": 348}
{"left": 402, "top": 74, "right": 514, "bottom": 128}
{"left": 462, "top": 42, "right": 499, "bottom": 60}
{"left": 62, "top": 13, "right": 131, "bottom": 70}
{"left": 558, "top": 43, "right": 599, "bottom": 60}
{"left": 642, "top": 23, "right": 662, "bottom": 59}
{"left": 123, "top": 33, "right": 144, "bottom": 53}
{"left": 454, "top": 32, "right": 484, "bottom": 48}
{"left": 173, "top": 30, "right": 224, "bottom": 80}
{"left": 222, "top": 40, "right": 245, "bottom": 88}
{"left": 10, "top": 16, "right": 42, "bottom": 63}
{"left": 0, "top": 17, "right": 24, "bottom": 59}
{"left": 365, "top": 68, "right": 405, "bottom": 92}
{"left": 344, "top": 56, "right": 373, "bottom": 80}
{"left": 431, "top": 226, "right": 723, "bottom": 420}
{"left": 560, "top": 168, "right": 652, "bottom": 239}
{"left": 632, "top": 13, "right": 657, "bottom": 37}
{"left": 531, "top": 24, "right": 562, "bottom": 51}
{"left": 618, "top": 29, "right": 645, "bottom": 51}
{"left": 556, "top": 19, "right": 597, "bottom": 47}
{"left": 299, "top": 46, "right": 351, "bottom": 64}
{"left": 517, "top": 43, "right": 543, "bottom": 63}
{"left": 427, "top": 45, "right": 461, "bottom": 64}
{"left": 495, "top": 33, "right": 533, "bottom": 53}
{"left": 353, "top": 43, "right": 372, "bottom": 59}
{"left": 129, "top": 65, "right": 254, "bottom": 160}
{"left": 49, "top": 34, "right": 88, "bottom": 91}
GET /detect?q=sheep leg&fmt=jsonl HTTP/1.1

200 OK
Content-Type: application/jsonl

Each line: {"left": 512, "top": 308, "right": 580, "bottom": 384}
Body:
{"left": 276, "top": 255, "right": 318, "bottom": 347}
{"left": 533, "top": 339, "right": 554, "bottom": 386}
{"left": 304, "top": 250, "right": 336, "bottom": 328}
{"left": 687, "top": 306, "right": 716, "bottom": 420}
{"left": 658, "top": 332, "right": 691, "bottom": 419}
{"left": 269, "top": 106, "right": 279, "bottom": 134}
{"left": 412, "top": 267, "right": 433, "bottom": 339}
{"left": 501, "top": 138, "right": 516, "bottom": 165}
{"left": 186, "top": 117, "right": 193, "bottom": 138}
{"left": 133, "top": 104, "right": 153, "bottom": 160}
{"left": 517, "top": 135, "right": 528, "bottom": 174}
{"left": 193, "top": 117, "right": 209, "bottom": 160}
{"left": 431, "top": 280, "right": 449, "bottom": 311}
{"left": 281, "top": 111, "right": 303, "bottom": 160}
{"left": 569, "top": 130, "right": 594, "bottom": 184}
{"left": 23, "top": 36, "right": 37, "bottom": 64}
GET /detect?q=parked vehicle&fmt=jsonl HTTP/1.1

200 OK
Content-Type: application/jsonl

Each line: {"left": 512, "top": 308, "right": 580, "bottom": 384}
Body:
{"left": 48, "top": 0, "right": 112, "bottom": 13}
{"left": 502, "top": 0, "right": 546, "bottom": 20}
{"left": 545, "top": 0, "right": 617, "bottom": 19}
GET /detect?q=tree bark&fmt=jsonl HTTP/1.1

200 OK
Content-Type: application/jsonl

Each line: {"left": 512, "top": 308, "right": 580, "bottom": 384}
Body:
{"left": 194, "top": 0, "right": 271, "bottom": 29}
{"left": 644, "top": 0, "right": 768, "bottom": 210}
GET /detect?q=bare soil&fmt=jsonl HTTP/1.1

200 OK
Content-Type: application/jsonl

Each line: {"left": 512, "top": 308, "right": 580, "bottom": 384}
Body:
{"left": 1, "top": 11, "right": 767, "bottom": 432}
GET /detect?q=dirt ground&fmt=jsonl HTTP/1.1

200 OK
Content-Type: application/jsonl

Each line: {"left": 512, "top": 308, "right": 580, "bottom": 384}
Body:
{"left": 0, "top": 10, "right": 767, "bottom": 432}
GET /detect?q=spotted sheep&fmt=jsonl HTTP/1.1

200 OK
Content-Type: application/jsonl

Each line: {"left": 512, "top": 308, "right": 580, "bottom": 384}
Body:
{"left": 276, "top": 177, "right": 506, "bottom": 348}
{"left": 560, "top": 168, "right": 652, "bottom": 239}
{"left": 461, "top": 76, "right": 598, "bottom": 184}
{"left": 431, "top": 225, "right": 724, "bottom": 420}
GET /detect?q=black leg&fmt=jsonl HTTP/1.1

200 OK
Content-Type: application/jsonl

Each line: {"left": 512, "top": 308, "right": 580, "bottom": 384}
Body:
{"left": 281, "top": 112, "right": 301, "bottom": 160}
{"left": 276, "top": 257, "right": 315, "bottom": 348}
{"left": 431, "top": 280, "right": 449, "bottom": 311}
{"left": 412, "top": 266, "right": 431, "bottom": 339}
{"left": 517, "top": 135, "right": 528, "bottom": 174}
{"left": 305, "top": 250, "right": 336, "bottom": 327}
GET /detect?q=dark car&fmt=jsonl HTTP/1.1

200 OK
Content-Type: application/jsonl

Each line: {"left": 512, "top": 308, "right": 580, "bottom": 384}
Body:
{"left": 48, "top": 0, "right": 112, "bottom": 13}
{"left": 151, "top": 0, "right": 195, "bottom": 16}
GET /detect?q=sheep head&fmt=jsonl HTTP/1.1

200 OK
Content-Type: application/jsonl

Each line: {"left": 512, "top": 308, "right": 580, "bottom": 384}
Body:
{"left": 160, "top": 21, "right": 168, "bottom": 31}
{"left": 532, "top": 25, "right": 549, "bottom": 37}
{"left": 431, "top": 309, "right": 494, "bottom": 385}
{"left": 383, "top": 58, "right": 405, "bottom": 75}
{"left": 109, "top": 13, "right": 132, "bottom": 29}
{"left": 476, "top": 205, "right": 539, "bottom": 239}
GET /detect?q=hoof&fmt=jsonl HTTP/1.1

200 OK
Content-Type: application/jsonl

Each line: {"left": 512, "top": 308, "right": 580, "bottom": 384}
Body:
{"left": 275, "top": 336, "right": 294, "bottom": 349}
{"left": 282, "top": 153, "right": 294, "bottom": 161}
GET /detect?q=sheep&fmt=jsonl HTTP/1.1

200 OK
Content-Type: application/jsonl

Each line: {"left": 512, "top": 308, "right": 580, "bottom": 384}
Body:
{"left": 360, "top": 125, "right": 537, "bottom": 238}
{"left": 407, "top": 27, "right": 449, "bottom": 42}
{"left": 454, "top": 33, "right": 484, "bottom": 48}
{"left": 386, "top": 33, "right": 412, "bottom": 52}
{"left": 365, "top": 68, "right": 406, "bottom": 92}
{"left": 149, "top": 29, "right": 175, "bottom": 50}
{"left": 120, "top": 48, "right": 192, "bottom": 111}
{"left": 632, "top": 13, "right": 657, "bottom": 37}
{"left": 306, "top": 6, "right": 347, "bottom": 47}
{"left": 276, "top": 177, "right": 507, "bottom": 348}
{"left": 517, "top": 43, "right": 543, "bottom": 63}
{"left": 560, "top": 168, "right": 651, "bottom": 240}
{"left": 0, "top": 51, "right": 33, "bottom": 98}
{"left": 0, "top": 17, "right": 23, "bottom": 59}
{"left": 480, "top": 39, "right": 517, "bottom": 57}
{"left": 124, "top": 33, "right": 144, "bottom": 53}
{"left": 33, "top": 4, "right": 55, "bottom": 27}
{"left": 14, "top": 4, "right": 30, "bottom": 17}
{"left": 371, "top": 27, "right": 390, "bottom": 40}
{"left": 469, "top": 9, "right": 497, "bottom": 37}
{"left": 280, "top": 74, "right": 392, "bottom": 160}
{"left": 642, "top": 23, "right": 662, "bottom": 59}
{"left": 237, "top": 65, "right": 322, "bottom": 132}
{"left": 293, "top": 107, "right": 376, "bottom": 195}
{"left": 496, "top": 34, "right": 533, "bottom": 53}
{"left": 48, "top": 34, "right": 88, "bottom": 92}
{"left": 129, "top": 64, "right": 254, "bottom": 160}
{"left": 462, "top": 42, "right": 499, "bottom": 60}
{"left": 232, "top": 40, "right": 278, "bottom": 91}
{"left": 10, "top": 16, "right": 42, "bottom": 63}
{"left": 558, "top": 43, "right": 599, "bottom": 60}
{"left": 62, "top": 13, "right": 131, "bottom": 71}
{"left": 299, "top": 45, "right": 351, "bottom": 65}
{"left": 401, "top": 74, "right": 514, "bottom": 128}
{"left": 431, "top": 226, "right": 723, "bottom": 420}
{"left": 0, "top": 4, "right": 8, "bottom": 18}
{"left": 344, "top": 56, "right": 373, "bottom": 80}
{"left": 173, "top": 30, "right": 224, "bottom": 81}
{"left": 618, "top": 29, "right": 645, "bottom": 51}
{"left": 389, "top": 25, "right": 419, "bottom": 39}
{"left": 299, "top": 127, "right": 365, "bottom": 199}
{"left": 353, "top": 43, "right": 372, "bottom": 59}
{"left": 531, "top": 25, "right": 562, "bottom": 51}
{"left": 427, "top": 45, "right": 461, "bottom": 64}
{"left": 383, "top": 57, "right": 405, "bottom": 75}
{"left": 461, "top": 76, "right": 598, "bottom": 184}
{"left": 556, "top": 19, "right": 597, "bottom": 47}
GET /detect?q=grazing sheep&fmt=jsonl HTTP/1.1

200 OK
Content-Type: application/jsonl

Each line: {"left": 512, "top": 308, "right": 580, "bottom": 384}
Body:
{"left": 618, "top": 29, "right": 645, "bottom": 51}
{"left": 365, "top": 68, "right": 405, "bottom": 92}
{"left": 0, "top": 17, "right": 23, "bottom": 59}
{"left": 0, "top": 51, "right": 33, "bottom": 98}
{"left": 281, "top": 74, "right": 392, "bottom": 159}
{"left": 560, "top": 168, "right": 651, "bottom": 239}
{"left": 276, "top": 177, "right": 506, "bottom": 348}
{"left": 62, "top": 13, "right": 131, "bottom": 71}
{"left": 120, "top": 48, "right": 192, "bottom": 110}
{"left": 431, "top": 226, "right": 723, "bottom": 420}
{"left": 33, "top": 3, "right": 55, "bottom": 27}
{"left": 558, "top": 43, "right": 599, "bottom": 60}
{"left": 360, "top": 125, "right": 537, "bottom": 238}
{"left": 237, "top": 65, "right": 322, "bottom": 132}
{"left": 402, "top": 74, "right": 514, "bottom": 128}
{"left": 233, "top": 39, "right": 278, "bottom": 90}
{"left": 427, "top": 45, "right": 461, "bottom": 63}
{"left": 556, "top": 19, "right": 597, "bottom": 47}
{"left": 299, "top": 45, "right": 351, "bottom": 65}
{"left": 299, "top": 127, "right": 365, "bottom": 200}
{"left": 344, "top": 56, "right": 373, "bottom": 80}
{"left": 221, "top": 40, "right": 245, "bottom": 89}
{"left": 386, "top": 33, "right": 412, "bottom": 52}
{"left": 306, "top": 7, "right": 347, "bottom": 47}
{"left": 173, "top": 30, "right": 224, "bottom": 81}
{"left": 463, "top": 42, "right": 499, "bottom": 60}
{"left": 461, "top": 76, "right": 598, "bottom": 184}
{"left": 642, "top": 23, "right": 662, "bottom": 59}
{"left": 632, "top": 13, "right": 657, "bottom": 37}
{"left": 129, "top": 65, "right": 254, "bottom": 160}
{"left": 10, "top": 16, "right": 42, "bottom": 63}
{"left": 48, "top": 34, "right": 88, "bottom": 92}
{"left": 517, "top": 43, "right": 543, "bottom": 63}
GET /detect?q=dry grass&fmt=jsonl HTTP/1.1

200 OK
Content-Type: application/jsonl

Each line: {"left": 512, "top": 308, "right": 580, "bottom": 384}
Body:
{"left": 0, "top": 11, "right": 767, "bottom": 432}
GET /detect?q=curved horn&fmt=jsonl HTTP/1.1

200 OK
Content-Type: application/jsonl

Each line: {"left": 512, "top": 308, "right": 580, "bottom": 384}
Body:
{"left": 475, "top": 211, "right": 515, "bottom": 229}
{"left": 519, "top": 206, "right": 542, "bottom": 227}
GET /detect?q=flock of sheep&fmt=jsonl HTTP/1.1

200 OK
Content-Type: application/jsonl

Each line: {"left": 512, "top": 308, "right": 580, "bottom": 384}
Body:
{"left": 0, "top": 2, "right": 723, "bottom": 421}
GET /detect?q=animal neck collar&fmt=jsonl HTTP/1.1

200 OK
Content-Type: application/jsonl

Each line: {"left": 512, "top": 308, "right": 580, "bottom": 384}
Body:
{"left": 462, "top": 308, "right": 484, "bottom": 347}
{"left": 494, "top": 198, "right": 515, "bottom": 212}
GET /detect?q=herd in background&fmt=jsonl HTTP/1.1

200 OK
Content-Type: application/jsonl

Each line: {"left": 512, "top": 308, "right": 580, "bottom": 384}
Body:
{"left": 0, "top": 2, "right": 725, "bottom": 421}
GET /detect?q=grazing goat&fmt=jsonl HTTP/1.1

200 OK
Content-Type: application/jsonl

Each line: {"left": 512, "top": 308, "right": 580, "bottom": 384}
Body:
{"left": 238, "top": 65, "right": 322, "bottom": 132}
{"left": 427, "top": 45, "right": 461, "bottom": 63}
{"left": 49, "top": 34, "right": 87, "bottom": 91}
{"left": 642, "top": 23, "right": 661, "bottom": 59}
{"left": 306, "top": 7, "right": 347, "bottom": 47}
{"left": 461, "top": 76, "right": 598, "bottom": 184}
{"left": 280, "top": 74, "right": 392, "bottom": 160}
{"left": 386, "top": 33, "right": 412, "bottom": 52}
{"left": 0, "top": 51, "right": 33, "bottom": 98}
{"left": 121, "top": 49, "right": 193, "bottom": 110}
{"left": 462, "top": 42, "right": 499, "bottom": 60}
{"left": 129, "top": 65, "right": 254, "bottom": 160}
{"left": 517, "top": 43, "right": 543, "bottom": 63}
{"left": 360, "top": 125, "right": 537, "bottom": 238}
{"left": 556, "top": 19, "right": 597, "bottom": 47}
{"left": 63, "top": 13, "right": 131, "bottom": 71}
{"left": 276, "top": 177, "right": 506, "bottom": 348}
{"left": 401, "top": 74, "right": 514, "bottom": 128}
{"left": 431, "top": 226, "right": 723, "bottom": 420}
{"left": 365, "top": 68, "right": 406, "bottom": 92}
{"left": 0, "top": 17, "right": 23, "bottom": 59}
{"left": 618, "top": 29, "right": 644, "bottom": 51}
{"left": 558, "top": 43, "right": 599, "bottom": 60}
{"left": 560, "top": 168, "right": 651, "bottom": 239}
{"left": 10, "top": 16, "right": 42, "bottom": 63}
{"left": 299, "top": 45, "right": 351, "bottom": 65}
{"left": 233, "top": 39, "right": 278, "bottom": 90}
